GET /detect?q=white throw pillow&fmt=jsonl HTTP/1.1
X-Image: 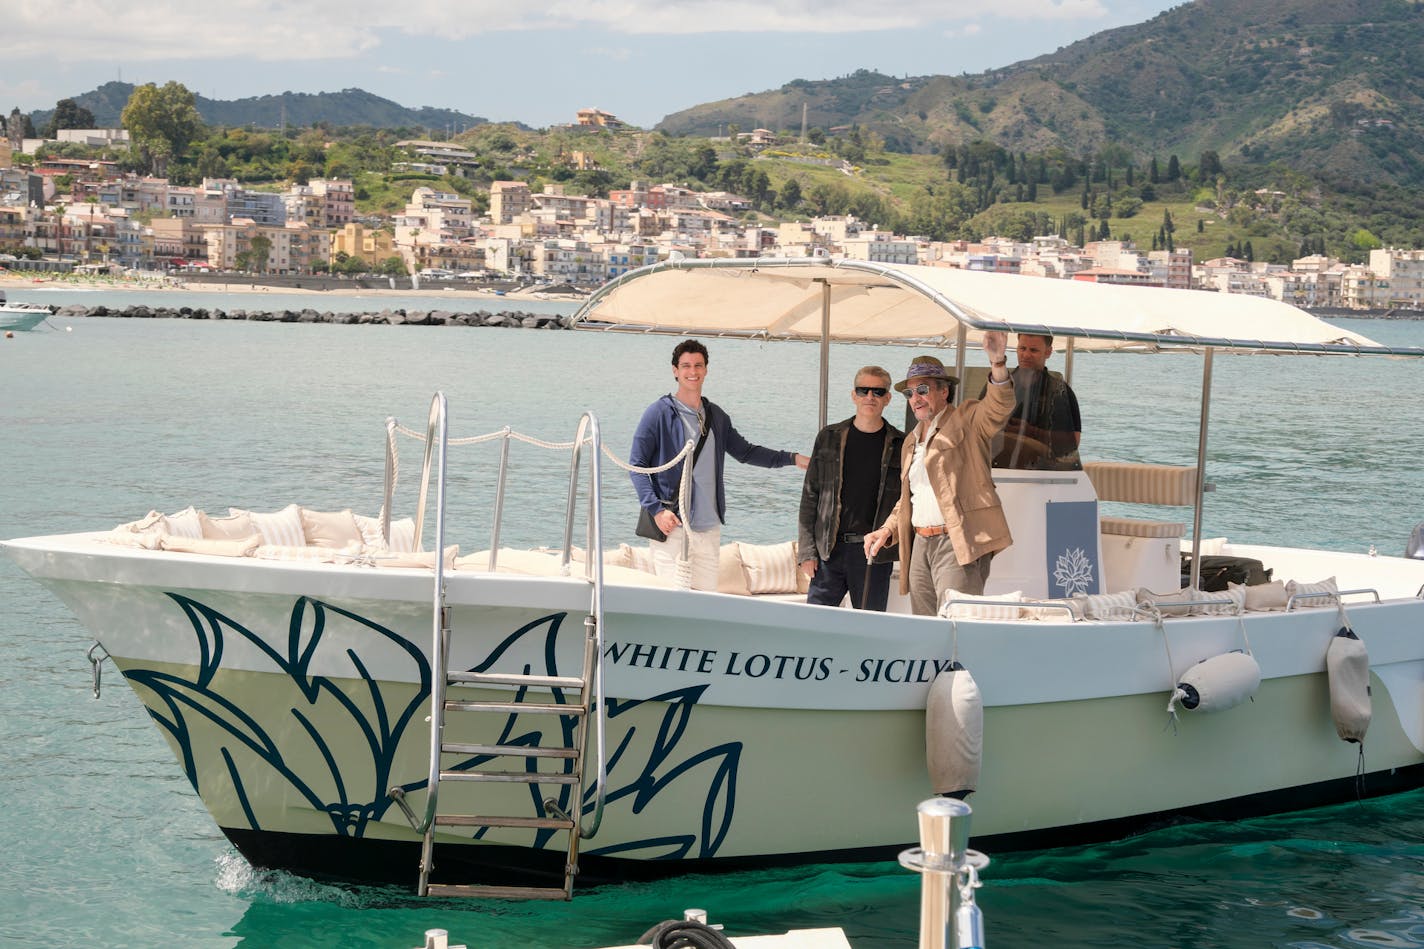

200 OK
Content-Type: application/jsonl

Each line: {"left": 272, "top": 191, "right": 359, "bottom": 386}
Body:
{"left": 941, "top": 590, "right": 1024, "bottom": 621}
{"left": 163, "top": 506, "right": 204, "bottom": 539}
{"left": 300, "top": 507, "right": 363, "bottom": 549}
{"left": 201, "top": 510, "right": 256, "bottom": 540}
{"left": 738, "top": 540, "right": 800, "bottom": 595}
{"left": 1232, "top": 579, "right": 1288, "bottom": 612}
{"left": 231, "top": 504, "right": 306, "bottom": 547}
{"left": 353, "top": 514, "right": 418, "bottom": 552}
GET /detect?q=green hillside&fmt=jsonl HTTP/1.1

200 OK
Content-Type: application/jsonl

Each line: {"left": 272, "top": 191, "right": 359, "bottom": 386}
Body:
{"left": 32, "top": 82, "right": 487, "bottom": 134}
{"left": 656, "top": 0, "right": 1424, "bottom": 188}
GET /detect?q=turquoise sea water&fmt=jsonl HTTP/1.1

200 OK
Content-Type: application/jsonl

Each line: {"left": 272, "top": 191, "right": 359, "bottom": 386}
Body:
{"left": 3, "top": 291, "right": 1424, "bottom": 948}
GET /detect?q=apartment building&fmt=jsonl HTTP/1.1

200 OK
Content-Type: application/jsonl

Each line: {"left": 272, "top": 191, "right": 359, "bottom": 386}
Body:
{"left": 1368, "top": 248, "right": 1424, "bottom": 308}
{"left": 149, "top": 217, "right": 210, "bottom": 264}
{"left": 222, "top": 189, "right": 287, "bottom": 227}
{"left": 204, "top": 219, "right": 323, "bottom": 273}
{"left": 603, "top": 242, "right": 659, "bottom": 279}
{"left": 489, "top": 181, "right": 532, "bottom": 225}
{"left": 309, "top": 178, "right": 355, "bottom": 227}
{"left": 1340, "top": 264, "right": 1387, "bottom": 309}
{"left": 842, "top": 233, "right": 918, "bottom": 265}
{"left": 330, "top": 222, "right": 395, "bottom": 268}
{"left": 531, "top": 238, "right": 603, "bottom": 284}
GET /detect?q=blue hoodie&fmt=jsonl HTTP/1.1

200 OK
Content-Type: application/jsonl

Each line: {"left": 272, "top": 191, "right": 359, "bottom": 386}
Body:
{"left": 629, "top": 394, "right": 796, "bottom": 525}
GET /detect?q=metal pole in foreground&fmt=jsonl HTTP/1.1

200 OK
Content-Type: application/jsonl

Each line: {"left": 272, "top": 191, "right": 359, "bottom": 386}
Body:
{"left": 899, "top": 797, "right": 990, "bottom": 949}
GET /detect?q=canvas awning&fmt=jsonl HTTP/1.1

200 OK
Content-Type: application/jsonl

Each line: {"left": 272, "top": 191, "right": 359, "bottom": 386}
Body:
{"left": 572, "top": 257, "right": 1423, "bottom": 357}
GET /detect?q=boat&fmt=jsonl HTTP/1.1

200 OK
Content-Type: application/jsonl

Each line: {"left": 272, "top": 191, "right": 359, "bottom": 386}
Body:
{"left": 0, "top": 291, "right": 53, "bottom": 332}
{"left": 6, "top": 258, "right": 1424, "bottom": 902}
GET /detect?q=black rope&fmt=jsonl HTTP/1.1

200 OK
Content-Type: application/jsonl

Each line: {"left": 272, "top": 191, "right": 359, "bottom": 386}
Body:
{"left": 637, "top": 919, "right": 737, "bottom": 949}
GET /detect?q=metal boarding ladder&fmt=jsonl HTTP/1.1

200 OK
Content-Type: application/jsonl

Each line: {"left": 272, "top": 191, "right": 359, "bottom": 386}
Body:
{"left": 388, "top": 394, "right": 608, "bottom": 901}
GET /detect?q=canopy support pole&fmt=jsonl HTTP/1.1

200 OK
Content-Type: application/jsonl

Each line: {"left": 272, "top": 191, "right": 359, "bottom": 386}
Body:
{"left": 953, "top": 322, "right": 968, "bottom": 405}
{"left": 1188, "top": 347, "right": 1214, "bottom": 591}
{"left": 1063, "top": 337, "right": 1075, "bottom": 386}
{"left": 818, "top": 279, "right": 831, "bottom": 429}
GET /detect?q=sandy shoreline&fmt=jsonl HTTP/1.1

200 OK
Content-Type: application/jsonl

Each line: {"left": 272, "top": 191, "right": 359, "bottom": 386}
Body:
{"left": 0, "top": 271, "right": 579, "bottom": 302}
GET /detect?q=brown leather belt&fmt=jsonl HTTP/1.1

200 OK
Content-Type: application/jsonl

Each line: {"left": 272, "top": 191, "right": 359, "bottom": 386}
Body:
{"left": 914, "top": 525, "right": 949, "bottom": 537}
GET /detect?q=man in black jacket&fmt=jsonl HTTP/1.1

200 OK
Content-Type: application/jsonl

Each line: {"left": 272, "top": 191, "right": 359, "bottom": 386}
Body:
{"left": 797, "top": 366, "right": 905, "bottom": 610}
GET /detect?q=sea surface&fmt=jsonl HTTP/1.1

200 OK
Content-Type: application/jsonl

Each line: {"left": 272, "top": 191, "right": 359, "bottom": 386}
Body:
{"left": 3, "top": 288, "right": 1424, "bottom": 949}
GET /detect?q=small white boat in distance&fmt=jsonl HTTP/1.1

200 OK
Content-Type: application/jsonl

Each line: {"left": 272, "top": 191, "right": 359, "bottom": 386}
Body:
{"left": 6, "top": 259, "right": 1424, "bottom": 902}
{"left": 0, "top": 291, "right": 52, "bottom": 331}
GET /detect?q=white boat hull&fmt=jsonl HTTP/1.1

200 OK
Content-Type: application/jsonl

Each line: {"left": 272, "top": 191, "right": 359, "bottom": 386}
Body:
{"left": 7, "top": 532, "right": 1424, "bottom": 886}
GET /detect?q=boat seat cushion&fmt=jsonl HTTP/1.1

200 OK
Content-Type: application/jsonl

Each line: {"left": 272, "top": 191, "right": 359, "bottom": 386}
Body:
{"left": 1084, "top": 462, "right": 1197, "bottom": 506}
{"left": 300, "top": 507, "right": 363, "bottom": 549}
{"left": 230, "top": 504, "right": 306, "bottom": 547}
{"left": 163, "top": 506, "right": 204, "bottom": 539}
{"left": 737, "top": 540, "right": 805, "bottom": 595}
{"left": 201, "top": 510, "right": 256, "bottom": 540}
{"left": 1138, "top": 585, "right": 1246, "bottom": 616}
{"left": 941, "top": 590, "right": 1023, "bottom": 621}
{"left": 1285, "top": 576, "right": 1338, "bottom": 607}
{"left": 353, "top": 514, "right": 417, "bottom": 553}
{"left": 1231, "top": 579, "right": 1288, "bottom": 612}
{"left": 1099, "top": 516, "right": 1185, "bottom": 538}
{"left": 1070, "top": 589, "right": 1140, "bottom": 621}
{"left": 159, "top": 534, "right": 261, "bottom": 557}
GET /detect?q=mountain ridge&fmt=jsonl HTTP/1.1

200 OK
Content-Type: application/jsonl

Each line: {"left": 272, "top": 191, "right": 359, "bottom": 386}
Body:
{"left": 32, "top": 82, "right": 488, "bottom": 134}
{"left": 655, "top": 0, "right": 1424, "bottom": 186}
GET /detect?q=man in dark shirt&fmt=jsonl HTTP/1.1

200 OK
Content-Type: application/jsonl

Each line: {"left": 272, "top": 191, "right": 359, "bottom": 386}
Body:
{"left": 797, "top": 367, "right": 905, "bottom": 610}
{"left": 991, "top": 333, "right": 1082, "bottom": 470}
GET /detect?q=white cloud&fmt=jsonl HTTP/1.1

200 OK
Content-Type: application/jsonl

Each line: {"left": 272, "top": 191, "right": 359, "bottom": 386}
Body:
{"left": 944, "top": 23, "right": 984, "bottom": 39}
{"left": 9, "top": 0, "right": 1111, "bottom": 62}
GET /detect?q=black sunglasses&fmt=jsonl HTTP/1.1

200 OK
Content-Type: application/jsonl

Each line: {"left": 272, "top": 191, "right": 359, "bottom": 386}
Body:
{"left": 854, "top": 386, "right": 889, "bottom": 397}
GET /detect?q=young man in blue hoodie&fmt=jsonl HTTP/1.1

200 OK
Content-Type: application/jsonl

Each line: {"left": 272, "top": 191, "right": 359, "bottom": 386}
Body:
{"left": 630, "top": 339, "right": 809, "bottom": 589}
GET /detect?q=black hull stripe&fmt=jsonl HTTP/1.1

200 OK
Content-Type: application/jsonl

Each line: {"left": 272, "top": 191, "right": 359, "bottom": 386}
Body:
{"left": 222, "top": 763, "right": 1424, "bottom": 889}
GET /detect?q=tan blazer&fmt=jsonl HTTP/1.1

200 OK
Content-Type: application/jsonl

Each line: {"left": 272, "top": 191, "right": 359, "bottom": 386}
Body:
{"left": 880, "top": 380, "right": 1016, "bottom": 594}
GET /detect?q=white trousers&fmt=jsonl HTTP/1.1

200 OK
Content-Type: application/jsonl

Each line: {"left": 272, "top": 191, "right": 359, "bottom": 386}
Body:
{"left": 650, "top": 524, "right": 721, "bottom": 591}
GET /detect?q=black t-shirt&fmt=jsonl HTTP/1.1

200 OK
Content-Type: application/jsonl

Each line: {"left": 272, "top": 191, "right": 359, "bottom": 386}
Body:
{"left": 838, "top": 423, "right": 887, "bottom": 536}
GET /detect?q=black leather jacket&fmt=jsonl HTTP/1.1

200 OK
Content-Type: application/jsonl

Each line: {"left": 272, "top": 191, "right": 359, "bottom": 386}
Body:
{"left": 797, "top": 416, "right": 904, "bottom": 564}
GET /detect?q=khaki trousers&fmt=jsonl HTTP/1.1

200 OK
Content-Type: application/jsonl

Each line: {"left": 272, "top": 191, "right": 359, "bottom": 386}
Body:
{"left": 908, "top": 532, "right": 994, "bottom": 616}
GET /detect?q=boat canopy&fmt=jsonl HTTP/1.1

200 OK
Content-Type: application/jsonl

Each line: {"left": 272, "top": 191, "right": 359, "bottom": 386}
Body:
{"left": 572, "top": 258, "right": 1424, "bottom": 358}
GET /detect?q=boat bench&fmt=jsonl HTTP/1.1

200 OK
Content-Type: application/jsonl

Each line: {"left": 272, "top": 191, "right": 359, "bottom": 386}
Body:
{"left": 1083, "top": 461, "right": 1197, "bottom": 593}
{"left": 460, "top": 540, "right": 810, "bottom": 600}
{"left": 100, "top": 505, "right": 802, "bottom": 601}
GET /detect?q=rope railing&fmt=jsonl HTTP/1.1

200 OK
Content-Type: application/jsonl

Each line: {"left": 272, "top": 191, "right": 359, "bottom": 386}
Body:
{"left": 383, "top": 416, "right": 699, "bottom": 588}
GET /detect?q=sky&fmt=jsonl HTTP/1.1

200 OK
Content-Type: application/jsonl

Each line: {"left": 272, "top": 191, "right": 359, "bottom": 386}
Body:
{"left": 5, "top": 0, "right": 1184, "bottom": 130}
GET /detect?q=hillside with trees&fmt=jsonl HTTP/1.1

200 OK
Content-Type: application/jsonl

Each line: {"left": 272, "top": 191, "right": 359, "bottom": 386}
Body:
{"left": 657, "top": 0, "right": 1424, "bottom": 188}
{"left": 31, "top": 82, "right": 486, "bottom": 135}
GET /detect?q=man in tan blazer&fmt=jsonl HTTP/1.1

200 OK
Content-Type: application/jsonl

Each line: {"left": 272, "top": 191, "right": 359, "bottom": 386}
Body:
{"left": 863, "top": 332, "right": 1015, "bottom": 615}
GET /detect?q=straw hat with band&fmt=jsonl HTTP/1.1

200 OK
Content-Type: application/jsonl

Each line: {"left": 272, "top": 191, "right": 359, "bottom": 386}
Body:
{"left": 894, "top": 355, "right": 959, "bottom": 394}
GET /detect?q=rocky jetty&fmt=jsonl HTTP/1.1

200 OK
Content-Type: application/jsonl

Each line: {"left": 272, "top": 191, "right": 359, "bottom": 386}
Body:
{"left": 46, "top": 303, "right": 572, "bottom": 329}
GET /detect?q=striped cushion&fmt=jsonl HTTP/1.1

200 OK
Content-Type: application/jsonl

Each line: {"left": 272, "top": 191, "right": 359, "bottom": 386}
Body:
{"left": 738, "top": 541, "right": 800, "bottom": 595}
{"left": 941, "top": 590, "right": 1023, "bottom": 621}
{"left": 1100, "top": 516, "right": 1185, "bottom": 538}
{"left": 231, "top": 504, "right": 306, "bottom": 547}
{"left": 1285, "top": 576, "right": 1338, "bottom": 606}
{"left": 163, "top": 506, "right": 204, "bottom": 539}
{"left": 1071, "top": 589, "right": 1140, "bottom": 621}
{"left": 354, "top": 515, "right": 418, "bottom": 553}
{"left": 1084, "top": 462, "right": 1198, "bottom": 506}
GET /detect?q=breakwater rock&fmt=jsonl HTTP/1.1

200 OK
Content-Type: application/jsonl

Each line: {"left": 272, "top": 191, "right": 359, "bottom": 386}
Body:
{"left": 49, "top": 303, "right": 572, "bottom": 329}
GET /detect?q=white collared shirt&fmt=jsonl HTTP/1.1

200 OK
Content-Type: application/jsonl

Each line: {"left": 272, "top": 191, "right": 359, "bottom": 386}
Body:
{"left": 908, "top": 406, "right": 950, "bottom": 528}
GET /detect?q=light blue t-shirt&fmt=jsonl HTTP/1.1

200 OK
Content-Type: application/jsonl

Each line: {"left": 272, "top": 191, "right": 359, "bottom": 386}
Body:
{"left": 673, "top": 397, "right": 720, "bottom": 531}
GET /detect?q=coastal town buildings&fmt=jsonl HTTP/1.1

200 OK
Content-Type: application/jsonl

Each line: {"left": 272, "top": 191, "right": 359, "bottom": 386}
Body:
{"left": 3, "top": 132, "right": 1424, "bottom": 308}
